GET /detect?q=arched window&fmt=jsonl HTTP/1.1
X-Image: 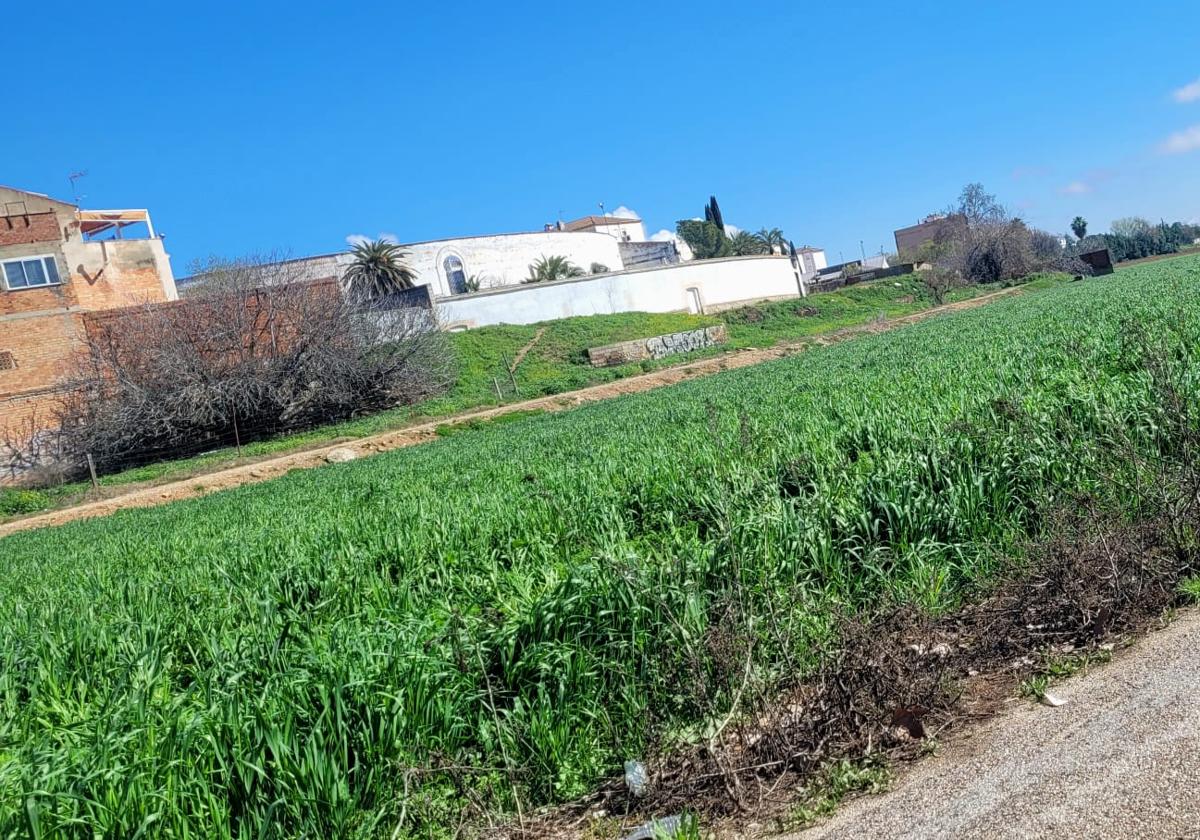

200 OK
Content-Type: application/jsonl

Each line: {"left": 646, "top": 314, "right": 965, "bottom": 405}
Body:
{"left": 443, "top": 255, "right": 467, "bottom": 294}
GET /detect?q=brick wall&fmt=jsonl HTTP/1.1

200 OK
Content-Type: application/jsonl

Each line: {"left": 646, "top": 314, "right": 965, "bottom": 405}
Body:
{"left": 0, "top": 212, "right": 61, "bottom": 248}
{"left": 82, "top": 278, "right": 341, "bottom": 356}
{"left": 0, "top": 312, "right": 86, "bottom": 401}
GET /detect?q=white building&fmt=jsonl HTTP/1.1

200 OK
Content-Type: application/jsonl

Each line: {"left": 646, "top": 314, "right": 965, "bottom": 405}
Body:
{"left": 237, "top": 215, "right": 671, "bottom": 298}
{"left": 367, "top": 229, "right": 627, "bottom": 295}
{"left": 177, "top": 207, "right": 829, "bottom": 330}
{"left": 556, "top": 215, "right": 647, "bottom": 243}
{"left": 795, "top": 246, "right": 828, "bottom": 275}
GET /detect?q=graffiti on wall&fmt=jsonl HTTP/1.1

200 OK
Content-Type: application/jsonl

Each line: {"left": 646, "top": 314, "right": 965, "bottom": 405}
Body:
{"left": 587, "top": 324, "right": 727, "bottom": 367}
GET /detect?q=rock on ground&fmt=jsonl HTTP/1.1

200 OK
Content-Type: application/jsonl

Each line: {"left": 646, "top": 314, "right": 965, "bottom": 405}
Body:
{"left": 325, "top": 447, "right": 358, "bottom": 464}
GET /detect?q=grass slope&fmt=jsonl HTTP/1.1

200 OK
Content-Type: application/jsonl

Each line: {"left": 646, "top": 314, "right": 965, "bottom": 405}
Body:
{"left": 0, "top": 275, "right": 1014, "bottom": 518}
{"left": 2, "top": 260, "right": 1193, "bottom": 836}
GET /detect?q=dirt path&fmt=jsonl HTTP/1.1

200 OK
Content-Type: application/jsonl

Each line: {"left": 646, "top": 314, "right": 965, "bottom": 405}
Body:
{"left": 791, "top": 608, "right": 1200, "bottom": 840}
{"left": 0, "top": 289, "right": 1020, "bottom": 539}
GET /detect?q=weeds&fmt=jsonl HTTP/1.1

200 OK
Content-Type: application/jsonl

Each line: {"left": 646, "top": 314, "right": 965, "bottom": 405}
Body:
{"left": 1179, "top": 576, "right": 1200, "bottom": 602}
{"left": 780, "top": 759, "right": 891, "bottom": 830}
{"left": 1021, "top": 649, "right": 1113, "bottom": 700}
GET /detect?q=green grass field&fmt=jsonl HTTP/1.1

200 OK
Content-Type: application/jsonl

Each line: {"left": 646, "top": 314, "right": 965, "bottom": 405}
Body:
{"left": 0, "top": 273, "right": 1017, "bottom": 518}
{"left": 1, "top": 257, "right": 1196, "bottom": 836}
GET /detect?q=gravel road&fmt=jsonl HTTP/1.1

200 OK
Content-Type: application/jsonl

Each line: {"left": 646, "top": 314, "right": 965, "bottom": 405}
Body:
{"left": 795, "top": 609, "right": 1200, "bottom": 840}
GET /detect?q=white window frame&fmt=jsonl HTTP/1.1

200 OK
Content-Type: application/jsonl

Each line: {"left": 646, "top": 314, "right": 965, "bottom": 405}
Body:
{"left": 1, "top": 254, "right": 63, "bottom": 291}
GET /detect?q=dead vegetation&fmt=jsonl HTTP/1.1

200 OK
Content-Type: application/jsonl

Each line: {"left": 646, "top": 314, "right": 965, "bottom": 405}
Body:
{"left": 3, "top": 254, "right": 451, "bottom": 479}
{"left": 510, "top": 501, "right": 1196, "bottom": 839}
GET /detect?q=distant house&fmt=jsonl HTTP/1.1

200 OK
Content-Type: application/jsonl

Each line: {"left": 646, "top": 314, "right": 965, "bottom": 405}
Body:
{"left": 555, "top": 215, "right": 647, "bottom": 243}
{"left": 794, "top": 246, "right": 829, "bottom": 276}
{"left": 0, "top": 185, "right": 177, "bottom": 441}
{"left": 894, "top": 214, "right": 963, "bottom": 258}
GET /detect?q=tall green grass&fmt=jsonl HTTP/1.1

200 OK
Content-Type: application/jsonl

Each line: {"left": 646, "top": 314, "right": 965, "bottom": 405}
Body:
{"left": 0, "top": 274, "right": 986, "bottom": 511}
{"left": 0, "top": 258, "right": 1196, "bottom": 836}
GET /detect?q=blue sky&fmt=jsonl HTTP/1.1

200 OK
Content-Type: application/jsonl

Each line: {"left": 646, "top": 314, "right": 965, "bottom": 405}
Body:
{"left": 5, "top": 2, "right": 1200, "bottom": 270}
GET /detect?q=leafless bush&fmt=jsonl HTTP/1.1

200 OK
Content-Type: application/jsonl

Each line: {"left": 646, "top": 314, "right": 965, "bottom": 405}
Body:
{"left": 1, "top": 407, "right": 71, "bottom": 484}
{"left": 43, "top": 254, "right": 451, "bottom": 474}
{"left": 932, "top": 185, "right": 1090, "bottom": 286}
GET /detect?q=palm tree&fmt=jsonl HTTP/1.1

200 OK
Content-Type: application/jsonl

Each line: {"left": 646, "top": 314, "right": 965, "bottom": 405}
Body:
{"left": 1071, "top": 216, "right": 1088, "bottom": 241}
{"left": 525, "top": 255, "right": 586, "bottom": 283}
{"left": 729, "top": 230, "right": 767, "bottom": 256}
{"left": 343, "top": 239, "right": 417, "bottom": 300}
{"left": 756, "top": 227, "right": 785, "bottom": 254}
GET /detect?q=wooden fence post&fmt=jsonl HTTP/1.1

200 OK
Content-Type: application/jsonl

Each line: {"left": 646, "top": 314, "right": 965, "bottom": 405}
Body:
{"left": 85, "top": 453, "right": 99, "bottom": 491}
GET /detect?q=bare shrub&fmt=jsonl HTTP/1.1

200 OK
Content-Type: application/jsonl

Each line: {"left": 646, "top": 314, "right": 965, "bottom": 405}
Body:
{"left": 47, "top": 254, "right": 451, "bottom": 474}
{"left": 921, "top": 266, "right": 962, "bottom": 305}
{"left": 1, "top": 407, "right": 71, "bottom": 485}
{"left": 933, "top": 185, "right": 1091, "bottom": 285}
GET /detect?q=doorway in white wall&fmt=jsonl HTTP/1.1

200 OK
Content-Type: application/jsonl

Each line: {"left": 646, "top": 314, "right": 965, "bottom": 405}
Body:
{"left": 685, "top": 287, "right": 703, "bottom": 314}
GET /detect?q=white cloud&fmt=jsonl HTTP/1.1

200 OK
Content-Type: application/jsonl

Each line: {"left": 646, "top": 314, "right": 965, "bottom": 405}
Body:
{"left": 345, "top": 231, "right": 400, "bottom": 247}
{"left": 1059, "top": 181, "right": 1091, "bottom": 195}
{"left": 1172, "top": 78, "right": 1200, "bottom": 104}
{"left": 1160, "top": 125, "right": 1200, "bottom": 154}
{"left": 605, "top": 204, "right": 641, "bottom": 220}
{"left": 724, "top": 223, "right": 742, "bottom": 236}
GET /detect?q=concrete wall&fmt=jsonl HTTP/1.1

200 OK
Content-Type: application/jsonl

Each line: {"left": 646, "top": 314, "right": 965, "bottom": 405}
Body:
{"left": 618, "top": 240, "right": 680, "bottom": 269}
{"left": 436, "top": 255, "right": 808, "bottom": 328}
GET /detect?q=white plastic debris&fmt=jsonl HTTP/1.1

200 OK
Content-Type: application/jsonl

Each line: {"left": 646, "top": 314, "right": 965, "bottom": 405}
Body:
{"left": 1040, "top": 691, "right": 1067, "bottom": 707}
{"left": 624, "top": 759, "right": 648, "bottom": 798}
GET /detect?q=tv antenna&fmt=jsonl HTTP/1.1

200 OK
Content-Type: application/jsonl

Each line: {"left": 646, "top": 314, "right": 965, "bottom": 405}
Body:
{"left": 68, "top": 170, "right": 89, "bottom": 204}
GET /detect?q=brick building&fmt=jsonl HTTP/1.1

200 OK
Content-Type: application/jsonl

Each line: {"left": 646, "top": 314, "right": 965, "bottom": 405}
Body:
{"left": 0, "top": 185, "right": 177, "bottom": 440}
{"left": 893, "top": 214, "right": 964, "bottom": 260}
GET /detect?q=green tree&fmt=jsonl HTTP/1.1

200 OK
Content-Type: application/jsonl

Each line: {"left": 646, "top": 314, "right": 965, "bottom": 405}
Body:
{"left": 525, "top": 255, "right": 586, "bottom": 283}
{"left": 729, "top": 230, "right": 767, "bottom": 256}
{"left": 343, "top": 239, "right": 417, "bottom": 300}
{"left": 676, "top": 219, "right": 731, "bottom": 260}
{"left": 756, "top": 227, "right": 786, "bottom": 254}
{"left": 1071, "top": 216, "right": 1088, "bottom": 241}
{"left": 704, "top": 196, "right": 725, "bottom": 233}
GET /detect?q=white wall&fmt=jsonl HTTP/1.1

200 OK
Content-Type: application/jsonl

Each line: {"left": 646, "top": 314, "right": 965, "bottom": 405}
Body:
{"left": 437, "top": 255, "right": 810, "bottom": 328}
{"left": 335, "top": 231, "right": 625, "bottom": 296}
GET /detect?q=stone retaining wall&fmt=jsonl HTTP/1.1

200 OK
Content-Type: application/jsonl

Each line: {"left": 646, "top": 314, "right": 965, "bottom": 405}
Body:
{"left": 587, "top": 324, "right": 727, "bottom": 367}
